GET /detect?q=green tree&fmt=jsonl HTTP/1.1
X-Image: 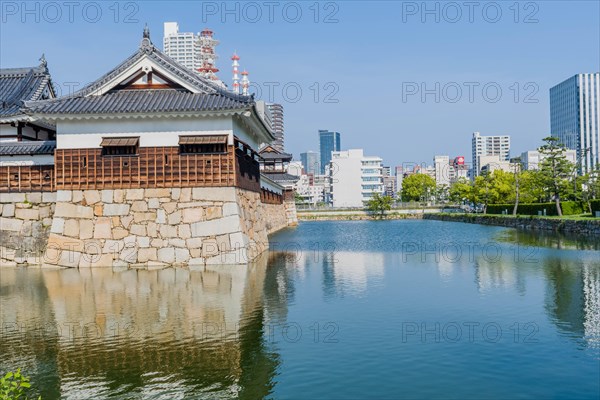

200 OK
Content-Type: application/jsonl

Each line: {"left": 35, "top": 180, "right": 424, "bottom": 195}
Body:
{"left": 538, "top": 136, "right": 575, "bottom": 216}
{"left": 449, "top": 178, "right": 472, "bottom": 204}
{"left": 519, "top": 170, "right": 546, "bottom": 203}
{"left": 401, "top": 174, "right": 436, "bottom": 202}
{"left": 366, "top": 193, "right": 393, "bottom": 218}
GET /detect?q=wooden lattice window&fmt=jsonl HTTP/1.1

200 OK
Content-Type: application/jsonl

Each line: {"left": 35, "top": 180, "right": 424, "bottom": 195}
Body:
{"left": 101, "top": 137, "right": 139, "bottom": 156}
{"left": 179, "top": 135, "right": 228, "bottom": 154}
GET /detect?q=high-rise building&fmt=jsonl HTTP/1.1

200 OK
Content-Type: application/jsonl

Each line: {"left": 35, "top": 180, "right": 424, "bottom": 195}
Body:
{"left": 520, "top": 149, "right": 577, "bottom": 171}
{"left": 300, "top": 151, "right": 320, "bottom": 176}
{"left": 163, "top": 22, "right": 202, "bottom": 72}
{"left": 267, "top": 103, "right": 284, "bottom": 152}
{"left": 471, "top": 132, "right": 510, "bottom": 177}
{"left": 550, "top": 73, "right": 600, "bottom": 174}
{"left": 434, "top": 155, "right": 451, "bottom": 186}
{"left": 319, "top": 130, "right": 341, "bottom": 174}
{"left": 330, "top": 149, "right": 383, "bottom": 208}
{"left": 163, "top": 22, "right": 223, "bottom": 85}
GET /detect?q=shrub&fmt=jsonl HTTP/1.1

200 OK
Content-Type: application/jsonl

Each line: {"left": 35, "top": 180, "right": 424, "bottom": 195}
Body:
{"left": 590, "top": 199, "right": 600, "bottom": 217}
{"left": 486, "top": 202, "right": 585, "bottom": 216}
{"left": 0, "top": 369, "right": 39, "bottom": 399}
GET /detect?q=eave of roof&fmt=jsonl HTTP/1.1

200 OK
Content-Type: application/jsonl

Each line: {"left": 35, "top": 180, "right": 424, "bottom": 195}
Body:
{"left": 0, "top": 140, "right": 56, "bottom": 156}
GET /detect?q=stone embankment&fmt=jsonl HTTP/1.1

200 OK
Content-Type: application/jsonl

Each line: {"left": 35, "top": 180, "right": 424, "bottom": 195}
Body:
{"left": 297, "top": 208, "right": 440, "bottom": 221}
{"left": 424, "top": 213, "right": 600, "bottom": 235}
{"left": 1, "top": 188, "right": 296, "bottom": 268}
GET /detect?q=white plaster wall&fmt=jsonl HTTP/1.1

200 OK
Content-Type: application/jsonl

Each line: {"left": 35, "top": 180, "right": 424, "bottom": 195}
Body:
{"left": 56, "top": 116, "right": 235, "bottom": 149}
{"left": 0, "top": 154, "right": 54, "bottom": 166}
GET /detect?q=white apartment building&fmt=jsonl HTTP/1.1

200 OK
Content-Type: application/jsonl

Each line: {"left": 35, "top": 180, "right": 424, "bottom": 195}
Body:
{"left": 434, "top": 155, "right": 451, "bottom": 186}
{"left": 330, "top": 149, "right": 383, "bottom": 208}
{"left": 472, "top": 132, "right": 511, "bottom": 177}
{"left": 520, "top": 149, "right": 577, "bottom": 170}
{"left": 163, "top": 22, "right": 202, "bottom": 73}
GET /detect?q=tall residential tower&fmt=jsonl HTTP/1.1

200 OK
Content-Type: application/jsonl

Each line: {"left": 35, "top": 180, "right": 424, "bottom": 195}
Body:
{"left": 471, "top": 132, "right": 510, "bottom": 177}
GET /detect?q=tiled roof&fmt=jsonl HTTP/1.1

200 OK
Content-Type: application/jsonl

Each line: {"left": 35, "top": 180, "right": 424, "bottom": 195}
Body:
{"left": 0, "top": 140, "right": 56, "bottom": 155}
{"left": 260, "top": 151, "right": 293, "bottom": 160}
{"left": 25, "top": 89, "right": 252, "bottom": 115}
{"left": 262, "top": 172, "right": 300, "bottom": 183}
{"left": 0, "top": 63, "right": 54, "bottom": 119}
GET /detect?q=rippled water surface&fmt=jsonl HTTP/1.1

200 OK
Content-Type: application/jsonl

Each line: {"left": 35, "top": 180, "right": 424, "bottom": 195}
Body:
{"left": 1, "top": 220, "right": 599, "bottom": 399}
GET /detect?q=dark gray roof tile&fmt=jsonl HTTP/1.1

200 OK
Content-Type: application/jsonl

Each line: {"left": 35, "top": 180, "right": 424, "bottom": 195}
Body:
{"left": 0, "top": 140, "right": 56, "bottom": 155}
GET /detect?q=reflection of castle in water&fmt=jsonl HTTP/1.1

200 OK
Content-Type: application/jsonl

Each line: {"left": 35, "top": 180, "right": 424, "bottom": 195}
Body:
{"left": 0, "top": 253, "right": 293, "bottom": 398}
{"left": 320, "top": 252, "right": 385, "bottom": 298}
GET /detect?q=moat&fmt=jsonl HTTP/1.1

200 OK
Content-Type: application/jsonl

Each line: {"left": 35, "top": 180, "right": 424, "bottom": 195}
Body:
{"left": 1, "top": 220, "right": 599, "bottom": 399}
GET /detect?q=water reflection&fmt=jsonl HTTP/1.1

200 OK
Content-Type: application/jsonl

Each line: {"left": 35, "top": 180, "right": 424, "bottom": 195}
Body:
{"left": 1, "top": 221, "right": 599, "bottom": 398}
{"left": 496, "top": 228, "right": 600, "bottom": 251}
{"left": 0, "top": 254, "right": 287, "bottom": 399}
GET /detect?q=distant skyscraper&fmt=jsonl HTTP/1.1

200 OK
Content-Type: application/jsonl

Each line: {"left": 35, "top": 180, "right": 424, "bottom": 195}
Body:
{"left": 319, "top": 130, "right": 341, "bottom": 174}
{"left": 267, "top": 103, "right": 284, "bottom": 152}
{"left": 550, "top": 73, "right": 600, "bottom": 174}
{"left": 163, "top": 22, "right": 202, "bottom": 72}
{"left": 300, "top": 151, "right": 320, "bottom": 175}
{"left": 471, "top": 132, "right": 510, "bottom": 177}
{"left": 330, "top": 149, "right": 383, "bottom": 207}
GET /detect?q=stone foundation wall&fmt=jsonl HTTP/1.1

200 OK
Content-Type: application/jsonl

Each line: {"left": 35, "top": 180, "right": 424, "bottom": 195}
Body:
{"left": 38, "top": 187, "right": 292, "bottom": 268}
{"left": 0, "top": 192, "right": 56, "bottom": 266}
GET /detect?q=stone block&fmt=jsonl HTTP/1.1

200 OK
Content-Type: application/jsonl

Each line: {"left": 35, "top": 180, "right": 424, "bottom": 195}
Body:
{"left": 186, "top": 238, "right": 203, "bottom": 249}
{"left": 205, "top": 251, "right": 241, "bottom": 265}
{"left": 131, "top": 200, "right": 148, "bottom": 212}
{"left": 72, "top": 190, "right": 84, "bottom": 203}
{"left": 182, "top": 208, "right": 204, "bottom": 223}
{"left": 120, "top": 215, "right": 134, "bottom": 229}
{"left": 156, "top": 209, "right": 166, "bottom": 224}
{"left": 180, "top": 188, "right": 192, "bottom": 202}
{"left": 229, "top": 232, "right": 248, "bottom": 249}
{"left": 146, "top": 222, "right": 158, "bottom": 237}
{"left": 16, "top": 202, "right": 32, "bottom": 209}
{"left": 191, "top": 215, "right": 241, "bottom": 237}
{"left": 137, "top": 236, "right": 151, "bottom": 248}
{"left": 93, "top": 217, "right": 112, "bottom": 239}
{"left": 178, "top": 224, "right": 191, "bottom": 239}
{"left": 56, "top": 191, "right": 72, "bottom": 202}
{"left": 0, "top": 217, "right": 23, "bottom": 232}
{"left": 2, "top": 204, "right": 15, "bottom": 217}
{"left": 125, "top": 189, "right": 145, "bottom": 201}
{"left": 134, "top": 212, "right": 156, "bottom": 223}
{"left": 83, "top": 190, "right": 101, "bottom": 205}
{"left": 103, "top": 240, "right": 124, "bottom": 254}
{"left": 15, "top": 208, "right": 39, "bottom": 221}
{"left": 0, "top": 193, "right": 25, "bottom": 203}
{"left": 101, "top": 190, "right": 114, "bottom": 204}
{"left": 175, "top": 248, "right": 190, "bottom": 264}
{"left": 112, "top": 227, "right": 129, "bottom": 240}
{"left": 26, "top": 192, "right": 42, "bottom": 203}
{"left": 39, "top": 205, "right": 52, "bottom": 218}
{"left": 56, "top": 250, "right": 82, "bottom": 268}
{"left": 205, "top": 206, "right": 223, "bottom": 220}
{"left": 54, "top": 203, "right": 94, "bottom": 219}
{"left": 159, "top": 224, "right": 178, "bottom": 238}
{"left": 148, "top": 198, "right": 160, "bottom": 209}
{"left": 163, "top": 202, "right": 178, "bottom": 214}
{"left": 157, "top": 247, "right": 175, "bottom": 264}
{"left": 169, "top": 238, "right": 186, "bottom": 248}
{"left": 63, "top": 219, "right": 79, "bottom": 238}
{"left": 150, "top": 238, "right": 164, "bottom": 248}
{"left": 170, "top": 188, "right": 181, "bottom": 200}
{"left": 103, "top": 204, "right": 130, "bottom": 217}
{"left": 192, "top": 187, "right": 235, "bottom": 201}
{"left": 79, "top": 220, "right": 94, "bottom": 240}
{"left": 42, "top": 192, "right": 57, "bottom": 203}
{"left": 202, "top": 238, "right": 219, "bottom": 258}
{"left": 223, "top": 203, "right": 239, "bottom": 216}
{"left": 113, "top": 190, "right": 125, "bottom": 203}
{"left": 82, "top": 240, "right": 102, "bottom": 255}
{"left": 130, "top": 224, "right": 146, "bottom": 236}
{"left": 120, "top": 246, "right": 138, "bottom": 263}
{"left": 50, "top": 218, "right": 65, "bottom": 234}
{"left": 81, "top": 253, "right": 113, "bottom": 268}
{"left": 168, "top": 210, "right": 181, "bottom": 225}
{"left": 216, "top": 234, "right": 231, "bottom": 251}
{"left": 94, "top": 205, "right": 103, "bottom": 216}
{"left": 138, "top": 248, "right": 157, "bottom": 262}
{"left": 145, "top": 188, "right": 171, "bottom": 198}
{"left": 188, "top": 258, "right": 204, "bottom": 266}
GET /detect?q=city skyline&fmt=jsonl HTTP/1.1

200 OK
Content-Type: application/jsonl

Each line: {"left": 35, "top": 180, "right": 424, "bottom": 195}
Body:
{"left": 2, "top": 2, "right": 599, "bottom": 168}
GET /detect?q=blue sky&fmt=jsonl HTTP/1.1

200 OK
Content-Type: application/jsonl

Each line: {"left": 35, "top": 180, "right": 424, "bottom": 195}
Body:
{"left": 1, "top": 1, "right": 599, "bottom": 167}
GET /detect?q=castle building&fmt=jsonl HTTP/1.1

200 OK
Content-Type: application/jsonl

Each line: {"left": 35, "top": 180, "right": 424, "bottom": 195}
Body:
{"left": 0, "top": 28, "right": 296, "bottom": 268}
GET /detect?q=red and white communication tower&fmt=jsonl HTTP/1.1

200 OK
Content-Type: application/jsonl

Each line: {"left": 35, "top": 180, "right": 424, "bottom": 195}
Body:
{"left": 198, "top": 28, "right": 220, "bottom": 81}
{"left": 231, "top": 52, "right": 240, "bottom": 94}
{"left": 241, "top": 70, "right": 250, "bottom": 96}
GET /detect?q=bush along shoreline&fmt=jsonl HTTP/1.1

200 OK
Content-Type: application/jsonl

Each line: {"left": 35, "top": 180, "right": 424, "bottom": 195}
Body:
{"left": 424, "top": 213, "right": 600, "bottom": 236}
